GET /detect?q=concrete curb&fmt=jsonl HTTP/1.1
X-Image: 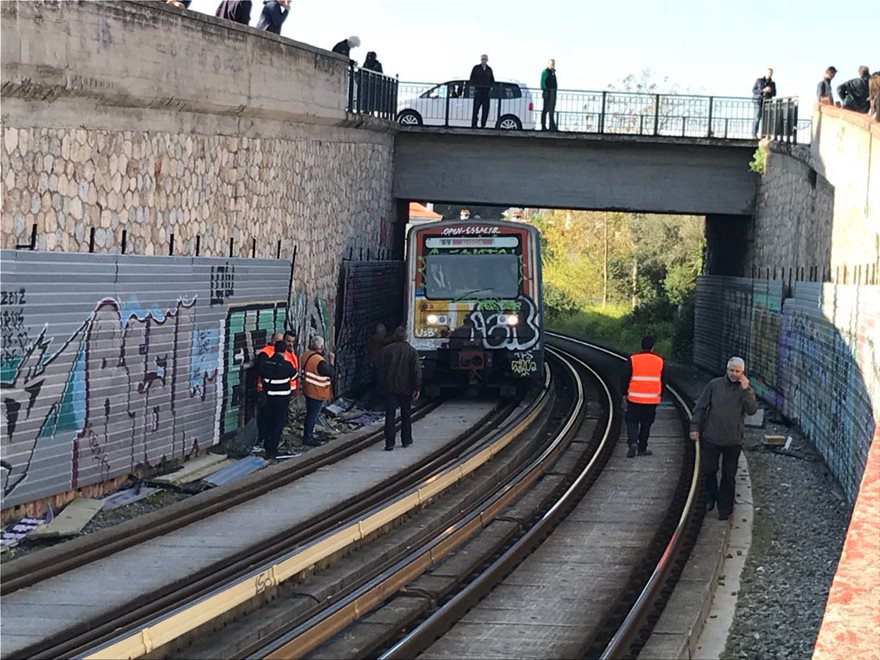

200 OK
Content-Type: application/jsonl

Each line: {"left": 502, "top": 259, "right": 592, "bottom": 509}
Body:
{"left": 639, "top": 452, "right": 754, "bottom": 659}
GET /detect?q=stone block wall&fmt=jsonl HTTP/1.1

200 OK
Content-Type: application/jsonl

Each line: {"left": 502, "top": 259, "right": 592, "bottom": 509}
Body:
{"left": 0, "top": 1, "right": 398, "bottom": 511}
{"left": 746, "top": 105, "right": 879, "bottom": 285}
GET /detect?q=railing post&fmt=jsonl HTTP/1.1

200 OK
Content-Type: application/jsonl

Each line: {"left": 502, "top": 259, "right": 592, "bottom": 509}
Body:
{"left": 653, "top": 94, "right": 660, "bottom": 136}
{"left": 599, "top": 91, "right": 607, "bottom": 134}
{"left": 444, "top": 84, "right": 450, "bottom": 127}
{"left": 707, "top": 96, "right": 714, "bottom": 138}
{"left": 347, "top": 61, "right": 355, "bottom": 113}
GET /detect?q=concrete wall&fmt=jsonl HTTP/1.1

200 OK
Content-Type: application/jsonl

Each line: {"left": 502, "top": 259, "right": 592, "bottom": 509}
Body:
{"left": 394, "top": 129, "right": 757, "bottom": 215}
{"left": 694, "top": 276, "right": 879, "bottom": 502}
{"left": 1, "top": 251, "right": 290, "bottom": 509}
{"left": 0, "top": 1, "right": 397, "bottom": 511}
{"left": 747, "top": 105, "right": 879, "bottom": 284}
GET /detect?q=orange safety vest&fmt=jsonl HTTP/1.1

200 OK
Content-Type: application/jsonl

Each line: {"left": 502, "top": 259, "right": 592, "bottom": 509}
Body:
{"left": 256, "top": 345, "right": 299, "bottom": 394}
{"left": 300, "top": 350, "right": 333, "bottom": 401}
{"left": 626, "top": 352, "right": 664, "bottom": 405}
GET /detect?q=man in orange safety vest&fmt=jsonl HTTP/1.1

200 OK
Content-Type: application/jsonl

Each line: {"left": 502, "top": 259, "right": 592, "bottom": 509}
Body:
{"left": 620, "top": 336, "right": 666, "bottom": 458}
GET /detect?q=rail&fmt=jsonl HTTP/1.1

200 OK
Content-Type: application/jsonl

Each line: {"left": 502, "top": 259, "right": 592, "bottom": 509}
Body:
{"left": 760, "top": 96, "right": 801, "bottom": 143}
{"left": 346, "top": 63, "right": 399, "bottom": 120}
{"left": 397, "top": 82, "right": 773, "bottom": 139}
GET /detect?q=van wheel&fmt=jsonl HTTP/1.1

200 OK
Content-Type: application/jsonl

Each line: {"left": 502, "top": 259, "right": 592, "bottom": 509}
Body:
{"left": 397, "top": 110, "right": 423, "bottom": 126}
{"left": 496, "top": 115, "right": 522, "bottom": 130}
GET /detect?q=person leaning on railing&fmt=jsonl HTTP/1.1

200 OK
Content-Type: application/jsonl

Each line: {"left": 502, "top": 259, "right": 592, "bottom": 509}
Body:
{"left": 837, "top": 65, "right": 870, "bottom": 113}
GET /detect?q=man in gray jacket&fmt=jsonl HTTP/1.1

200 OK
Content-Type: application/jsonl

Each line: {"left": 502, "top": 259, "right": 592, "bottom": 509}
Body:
{"left": 380, "top": 327, "right": 422, "bottom": 451}
{"left": 689, "top": 356, "right": 758, "bottom": 520}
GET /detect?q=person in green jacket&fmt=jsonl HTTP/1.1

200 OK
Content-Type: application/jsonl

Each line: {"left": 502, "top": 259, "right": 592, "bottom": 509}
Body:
{"left": 540, "top": 59, "right": 558, "bottom": 131}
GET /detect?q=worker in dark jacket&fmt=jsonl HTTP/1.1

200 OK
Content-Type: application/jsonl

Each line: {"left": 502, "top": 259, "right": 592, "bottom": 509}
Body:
{"left": 257, "top": 339, "right": 297, "bottom": 459}
{"left": 689, "top": 356, "right": 759, "bottom": 521}
{"left": 469, "top": 54, "right": 495, "bottom": 129}
{"left": 620, "top": 336, "right": 666, "bottom": 458}
{"left": 256, "top": 0, "right": 289, "bottom": 35}
{"left": 379, "top": 327, "right": 422, "bottom": 450}
{"left": 215, "top": 0, "right": 252, "bottom": 25}
{"left": 837, "top": 66, "right": 871, "bottom": 113}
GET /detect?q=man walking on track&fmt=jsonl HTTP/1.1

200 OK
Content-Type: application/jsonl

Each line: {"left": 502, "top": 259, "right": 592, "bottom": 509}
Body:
{"left": 690, "top": 356, "right": 758, "bottom": 521}
{"left": 380, "top": 327, "right": 422, "bottom": 451}
{"left": 621, "top": 336, "right": 666, "bottom": 458}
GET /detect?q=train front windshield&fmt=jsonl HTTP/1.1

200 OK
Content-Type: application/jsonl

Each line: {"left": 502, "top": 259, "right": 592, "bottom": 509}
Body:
{"left": 424, "top": 254, "right": 520, "bottom": 299}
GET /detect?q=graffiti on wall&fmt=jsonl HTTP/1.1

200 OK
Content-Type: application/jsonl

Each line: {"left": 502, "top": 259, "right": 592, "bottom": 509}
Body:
{"left": 0, "top": 253, "right": 291, "bottom": 507}
{"left": 695, "top": 276, "right": 880, "bottom": 502}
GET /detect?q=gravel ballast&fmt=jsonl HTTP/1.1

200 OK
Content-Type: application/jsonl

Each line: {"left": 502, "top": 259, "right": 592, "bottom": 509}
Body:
{"left": 722, "top": 419, "right": 850, "bottom": 659}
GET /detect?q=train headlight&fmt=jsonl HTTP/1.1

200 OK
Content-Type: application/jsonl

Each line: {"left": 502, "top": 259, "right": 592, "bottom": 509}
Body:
{"left": 426, "top": 314, "right": 439, "bottom": 325}
{"left": 504, "top": 314, "right": 519, "bottom": 326}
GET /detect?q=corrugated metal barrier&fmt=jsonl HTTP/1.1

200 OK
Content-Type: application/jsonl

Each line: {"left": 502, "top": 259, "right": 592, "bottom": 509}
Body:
{"left": 334, "top": 260, "right": 404, "bottom": 397}
{"left": 0, "top": 251, "right": 291, "bottom": 508}
{"left": 694, "top": 275, "right": 880, "bottom": 502}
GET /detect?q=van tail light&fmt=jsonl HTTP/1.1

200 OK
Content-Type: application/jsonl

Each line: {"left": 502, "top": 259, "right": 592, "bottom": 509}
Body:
{"left": 528, "top": 101, "right": 534, "bottom": 111}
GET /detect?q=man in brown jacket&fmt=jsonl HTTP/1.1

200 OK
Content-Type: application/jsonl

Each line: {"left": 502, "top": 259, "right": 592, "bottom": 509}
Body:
{"left": 379, "top": 327, "right": 422, "bottom": 451}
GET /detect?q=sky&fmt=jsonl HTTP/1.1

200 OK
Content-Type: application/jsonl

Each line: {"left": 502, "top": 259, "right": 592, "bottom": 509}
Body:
{"left": 189, "top": 0, "right": 878, "bottom": 109}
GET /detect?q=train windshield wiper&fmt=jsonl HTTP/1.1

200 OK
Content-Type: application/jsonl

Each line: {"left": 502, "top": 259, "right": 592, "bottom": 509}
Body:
{"left": 453, "top": 288, "right": 493, "bottom": 301}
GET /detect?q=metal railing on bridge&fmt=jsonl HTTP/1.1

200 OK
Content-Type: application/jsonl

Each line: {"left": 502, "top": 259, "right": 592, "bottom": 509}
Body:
{"left": 760, "top": 97, "right": 801, "bottom": 143}
{"left": 346, "top": 63, "right": 399, "bottom": 120}
{"left": 390, "top": 81, "right": 811, "bottom": 141}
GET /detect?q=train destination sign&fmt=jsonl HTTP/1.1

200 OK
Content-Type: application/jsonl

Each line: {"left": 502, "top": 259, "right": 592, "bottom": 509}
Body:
{"left": 425, "top": 237, "right": 519, "bottom": 249}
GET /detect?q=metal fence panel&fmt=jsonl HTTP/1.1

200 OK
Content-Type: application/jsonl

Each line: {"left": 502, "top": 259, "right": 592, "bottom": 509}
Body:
{"left": 694, "top": 275, "right": 880, "bottom": 502}
{"left": 0, "top": 250, "right": 291, "bottom": 507}
{"left": 333, "top": 260, "right": 405, "bottom": 397}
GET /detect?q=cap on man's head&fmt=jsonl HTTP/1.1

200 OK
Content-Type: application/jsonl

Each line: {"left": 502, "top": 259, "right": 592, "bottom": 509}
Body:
{"left": 827, "top": 66, "right": 837, "bottom": 74}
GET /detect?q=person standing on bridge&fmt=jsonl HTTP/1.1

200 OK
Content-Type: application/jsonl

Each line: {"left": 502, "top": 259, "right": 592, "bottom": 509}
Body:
{"left": 380, "top": 327, "right": 422, "bottom": 451}
{"left": 215, "top": 0, "right": 252, "bottom": 25}
{"left": 689, "top": 356, "right": 758, "bottom": 521}
{"left": 816, "top": 66, "right": 838, "bottom": 106}
{"left": 540, "top": 59, "right": 558, "bottom": 131}
{"left": 256, "top": 0, "right": 290, "bottom": 35}
{"left": 332, "top": 36, "right": 361, "bottom": 61}
{"left": 469, "top": 54, "right": 495, "bottom": 129}
{"left": 751, "top": 68, "right": 776, "bottom": 138}
{"left": 621, "top": 336, "right": 666, "bottom": 458}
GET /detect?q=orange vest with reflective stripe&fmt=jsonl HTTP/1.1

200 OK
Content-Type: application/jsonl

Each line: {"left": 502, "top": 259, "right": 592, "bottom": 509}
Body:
{"left": 256, "top": 345, "right": 299, "bottom": 394}
{"left": 301, "top": 350, "right": 332, "bottom": 401}
{"left": 626, "top": 352, "right": 663, "bottom": 405}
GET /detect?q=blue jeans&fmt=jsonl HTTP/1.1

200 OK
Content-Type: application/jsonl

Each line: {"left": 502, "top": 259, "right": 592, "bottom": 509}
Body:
{"left": 752, "top": 101, "right": 762, "bottom": 138}
{"left": 303, "top": 397, "right": 323, "bottom": 445}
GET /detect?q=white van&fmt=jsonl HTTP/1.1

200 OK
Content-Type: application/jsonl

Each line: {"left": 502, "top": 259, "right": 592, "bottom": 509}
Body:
{"left": 397, "top": 80, "right": 536, "bottom": 130}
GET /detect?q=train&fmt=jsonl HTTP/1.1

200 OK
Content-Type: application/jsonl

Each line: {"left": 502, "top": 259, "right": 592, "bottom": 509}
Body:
{"left": 405, "top": 219, "right": 544, "bottom": 396}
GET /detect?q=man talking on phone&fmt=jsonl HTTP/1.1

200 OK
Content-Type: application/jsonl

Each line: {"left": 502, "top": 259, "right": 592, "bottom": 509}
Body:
{"left": 689, "top": 356, "right": 758, "bottom": 520}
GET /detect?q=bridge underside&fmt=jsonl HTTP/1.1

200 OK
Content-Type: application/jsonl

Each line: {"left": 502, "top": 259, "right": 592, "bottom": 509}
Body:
{"left": 393, "top": 128, "right": 757, "bottom": 216}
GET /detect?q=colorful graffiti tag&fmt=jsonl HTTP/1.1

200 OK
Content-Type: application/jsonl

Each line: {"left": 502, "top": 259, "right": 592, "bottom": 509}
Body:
{"left": 0, "top": 253, "right": 291, "bottom": 507}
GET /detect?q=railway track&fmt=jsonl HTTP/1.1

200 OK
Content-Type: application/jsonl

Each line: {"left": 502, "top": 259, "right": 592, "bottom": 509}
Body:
{"left": 2, "top": 336, "right": 701, "bottom": 660}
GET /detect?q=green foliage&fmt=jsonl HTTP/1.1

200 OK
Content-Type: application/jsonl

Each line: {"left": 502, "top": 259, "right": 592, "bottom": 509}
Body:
{"left": 749, "top": 148, "right": 766, "bottom": 174}
{"left": 533, "top": 208, "right": 704, "bottom": 362}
